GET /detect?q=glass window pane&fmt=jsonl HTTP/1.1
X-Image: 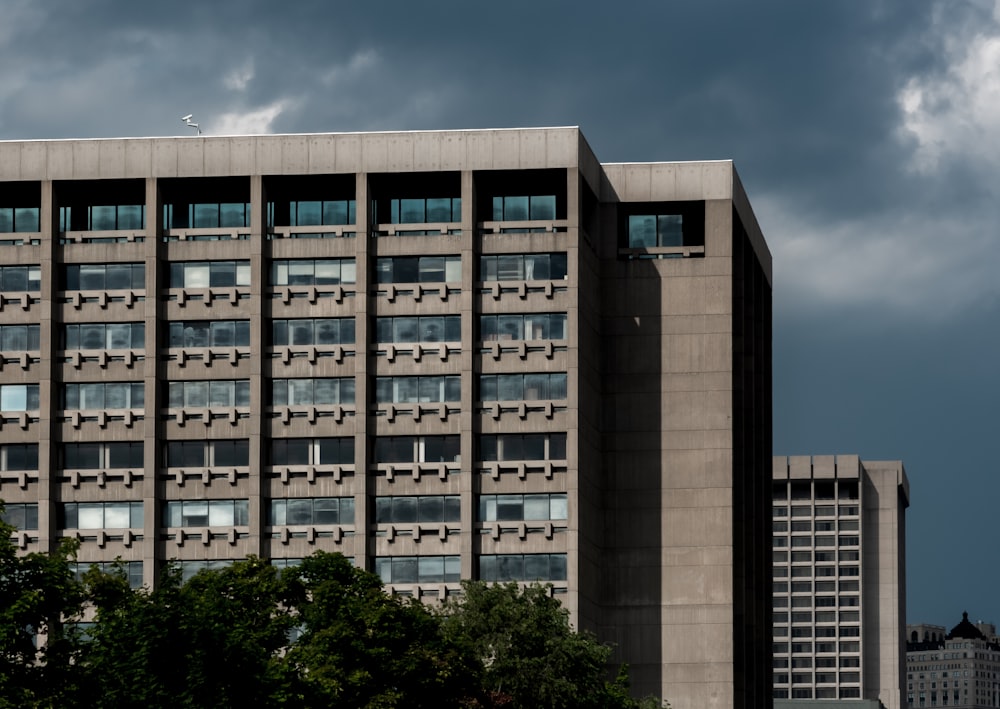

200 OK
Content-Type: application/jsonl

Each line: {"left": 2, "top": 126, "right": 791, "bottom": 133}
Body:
{"left": 209, "top": 381, "right": 234, "bottom": 406}
{"left": 418, "top": 556, "right": 444, "bottom": 583}
{"left": 105, "top": 264, "right": 131, "bottom": 290}
{"left": 313, "top": 498, "right": 339, "bottom": 525}
{"left": 210, "top": 321, "right": 235, "bottom": 347}
{"left": 286, "top": 499, "right": 311, "bottom": 525}
{"left": 289, "top": 320, "right": 313, "bottom": 345}
{"left": 417, "top": 496, "right": 443, "bottom": 523}
{"left": 418, "top": 257, "right": 444, "bottom": 283}
{"left": 313, "top": 379, "right": 337, "bottom": 405}
{"left": 1, "top": 326, "right": 26, "bottom": 350}
{"left": 550, "top": 494, "right": 568, "bottom": 520}
{"left": 549, "top": 373, "right": 567, "bottom": 400}
{"left": 314, "top": 260, "right": 340, "bottom": 285}
{"left": 629, "top": 215, "right": 657, "bottom": 248}
{"left": 657, "top": 215, "right": 683, "bottom": 247}
{"left": 185, "top": 264, "right": 210, "bottom": 288}
{"left": 78, "top": 264, "right": 105, "bottom": 290}
{"left": 523, "top": 496, "right": 549, "bottom": 521}
{"left": 443, "top": 496, "right": 460, "bottom": 522}
{"left": 399, "top": 199, "right": 425, "bottom": 223}
{"left": 530, "top": 195, "right": 556, "bottom": 220}
{"left": 393, "top": 558, "right": 418, "bottom": 584}
{"left": 497, "top": 375, "right": 522, "bottom": 401}
{"left": 392, "top": 317, "right": 418, "bottom": 343}
{"left": 209, "top": 262, "right": 236, "bottom": 287}
{"left": 444, "top": 257, "right": 461, "bottom": 282}
{"left": 524, "top": 555, "right": 549, "bottom": 581}
{"left": 497, "top": 315, "right": 524, "bottom": 341}
{"left": 496, "top": 495, "right": 521, "bottom": 521}
{"left": 504, "top": 196, "right": 529, "bottom": 221}
{"left": 220, "top": 203, "right": 247, "bottom": 228}
{"left": 106, "top": 324, "right": 130, "bottom": 349}
{"left": 419, "top": 317, "right": 444, "bottom": 343}
{"left": 78, "top": 504, "right": 104, "bottom": 529}
{"left": 522, "top": 435, "right": 545, "bottom": 460}
{"left": 185, "top": 381, "right": 208, "bottom": 408}
{"left": 393, "top": 497, "right": 417, "bottom": 523}
{"left": 549, "top": 433, "right": 567, "bottom": 459}
{"left": 288, "top": 379, "right": 312, "bottom": 405}
{"left": 208, "top": 500, "right": 235, "bottom": 526}
{"left": 314, "top": 319, "right": 339, "bottom": 345}
{"left": 549, "top": 554, "right": 567, "bottom": 580}
{"left": 270, "top": 500, "right": 286, "bottom": 525}
{"left": 104, "top": 503, "right": 130, "bottom": 528}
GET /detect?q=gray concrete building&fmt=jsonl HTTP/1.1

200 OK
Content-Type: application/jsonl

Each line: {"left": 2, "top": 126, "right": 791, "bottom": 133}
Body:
{"left": 0, "top": 127, "right": 772, "bottom": 708}
{"left": 773, "top": 455, "right": 909, "bottom": 709}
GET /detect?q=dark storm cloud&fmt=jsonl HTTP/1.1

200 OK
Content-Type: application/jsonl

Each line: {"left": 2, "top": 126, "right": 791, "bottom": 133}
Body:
{"left": 1, "top": 0, "right": 998, "bottom": 623}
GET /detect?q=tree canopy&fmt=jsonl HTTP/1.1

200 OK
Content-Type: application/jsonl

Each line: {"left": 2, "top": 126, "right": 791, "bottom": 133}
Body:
{"left": 0, "top": 513, "right": 664, "bottom": 708}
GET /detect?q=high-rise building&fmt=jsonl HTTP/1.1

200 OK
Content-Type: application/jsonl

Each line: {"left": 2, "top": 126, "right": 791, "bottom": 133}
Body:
{"left": 0, "top": 127, "right": 772, "bottom": 708}
{"left": 772, "top": 455, "right": 909, "bottom": 708}
{"left": 906, "top": 614, "right": 1000, "bottom": 709}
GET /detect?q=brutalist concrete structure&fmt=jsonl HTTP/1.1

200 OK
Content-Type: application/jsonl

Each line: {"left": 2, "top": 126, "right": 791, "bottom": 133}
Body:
{"left": 0, "top": 127, "right": 772, "bottom": 708}
{"left": 773, "top": 455, "right": 909, "bottom": 708}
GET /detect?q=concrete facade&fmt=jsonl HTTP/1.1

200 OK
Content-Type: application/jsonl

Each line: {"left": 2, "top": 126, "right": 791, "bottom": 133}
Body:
{"left": 773, "top": 455, "right": 909, "bottom": 708}
{"left": 0, "top": 127, "right": 772, "bottom": 708}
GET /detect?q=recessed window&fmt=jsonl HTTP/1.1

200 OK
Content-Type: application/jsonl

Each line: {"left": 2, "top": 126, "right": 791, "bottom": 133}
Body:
{"left": 163, "top": 499, "right": 249, "bottom": 527}
{"left": 621, "top": 201, "right": 704, "bottom": 250}
{"left": 61, "top": 204, "right": 144, "bottom": 231}
{"left": 269, "top": 497, "right": 354, "bottom": 525}
{"left": 492, "top": 195, "right": 556, "bottom": 222}
{"left": 269, "top": 438, "right": 354, "bottom": 466}
{"left": 270, "top": 259, "right": 355, "bottom": 286}
{"left": 374, "top": 376, "right": 460, "bottom": 404}
{"left": 0, "top": 266, "right": 41, "bottom": 292}
{"left": 70, "top": 561, "right": 142, "bottom": 589}
{"left": 376, "top": 256, "right": 460, "bottom": 284}
{"left": 272, "top": 318, "right": 355, "bottom": 346}
{"left": 479, "top": 433, "right": 566, "bottom": 461}
{"left": 63, "top": 322, "right": 143, "bottom": 350}
{"left": 0, "top": 444, "right": 37, "bottom": 471}
{"left": 480, "top": 313, "right": 566, "bottom": 341}
{"left": 0, "top": 207, "right": 39, "bottom": 233}
{"left": 164, "top": 202, "right": 249, "bottom": 229}
{"left": 0, "top": 325, "right": 40, "bottom": 351}
{"left": 479, "top": 253, "right": 567, "bottom": 281}
{"left": 271, "top": 378, "right": 355, "bottom": 406}
{"left": 373, "top": 436, "right": 460, "bottom": 463}
{"left": 375, "top": 496, "right": 460, "bottom": 524}
{"left": 168, "top": 321, "right": 249, "bottom": 348}
{"left": 387, "top": 197, "right": 461, "bottom": 224}
{"left": 164, "top": 440, "right": 248, "bottom": 468}
{"left": 166, "top": 380, "right": 249, "bottom": 408}
{"left": 64, "top": 263, "right": 144, "bottom": 290}
{"left": 479, "top": 554, "right": 567, "bottom": 582}
{"left": 478, "top": 494, "right": 567, "bottom": 522}
{"left": 0, "top": 384, "right": 39, "bottom": 411}
{"left": 61, "top": 501, "right": 143, "bottom": 529}
{"left": 269, "top": 199, "right": 356, "bottom": 227}
{"left": 480, "top": 373, "right": 567, "bottom": 401}
{"left": 375, "top": 316, "right": 460, "bottom": 344}
{"left": 169, "top": 261, "right": 250, "bottom": 288}
{"left": 375, "top": 555, "right": 460, "bottom": 584}
{"left": 1, "top": 503, "right": 38, "bottom": 530}
{"left": 63, "top": 382, "right": 144, "bottom": 410}
{"left": 63, "top": 442, "right": 143, "bottom": 469}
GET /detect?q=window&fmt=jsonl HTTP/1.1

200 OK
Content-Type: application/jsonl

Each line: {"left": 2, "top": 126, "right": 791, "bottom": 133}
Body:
{"left": 0, "top": 325, "right": 40, "bottom": 351}
{"left": 1, "top": 503, "right": 38, "bottom": 530}
{"left": 168, "top": 321, "right": 249, "bottom": 348}
{"left": 163, "top": 202, "right": 249, "bottom": 228}
{"left": 64, "top": 263, "right": 144, "bottom": 290}
{"left": 0, "top": 444, "right": 37, "bottom": 471}
{"left": 374, "top": 376, "right": 460, "bottom": 404}
{"left": 479, "top": 554, "right": 567, "bottom": 582}
{"left": 271, "top": 378, "right": 355, "bottom": 405}
{"left": 479, "top": 253, "right": 567, "bottom": 281}
{"left": 375, "top": 256, "right": 461, "bottom": 284}
{"left": 63, "top": 442, "right": 143, "bottom": 469}
{"left": 387, "top": 197, "right": 461, "bottom": 223}
{"left": 273, "top": 318, "right": 355, "bottom": 346}
{"left": 480, "top": 373, "right": 567, "bottom": 401}
{"left": 271, "top": 199, "right": 356, "bottom": 226}
{"left": 1, "top": 384, "right": 39, "bottom": 411}
{"left": 167, "top": 380, "right": 250, "bottom": 408}
{"left": 270, "top": 259, "right": 355, "bottom": 286}
{"left": 375, "top": 555, "right": 460, "bottom": 584}
{"left": 63, "top": 322, "right": 143, "bottom": 351}
{"left": 492, "top": 195, "right": 556, "bottom": 221}
{"left": 61, "top": 204, "right": 144, "bottom": 231}
{"left": 480, "top": 313, "right": 566, "bottom": 341}
{"left": 480, "top": 433, "right": 566, "bottom": 461}
{"left": 61, "top": 501, "right": 143, "bottom": 529}
{"left": 375, "top": 496, "right": 460, "bottom": 524}
{"left": 375, "top": 316, "right": 460, "bottom": 344}
{"left": 0, "top": 207, "right": 39, "bottom": 233}
{"left": 177, "top": 559, "right": 234, "bottom": 582}
{"left": 163, "top": 499, "right": 249, "bottom": 527}
{"left": 70, "top": 561, "right": 143, "bottom": 589}
{"left": 0, "top": 265, "right": 40, "bottom": 292}
{"left": 269, "top": 438, "right": 354, "bottom": 466}
{"left": 373, "top": 436, "right": 460, "bottom": 463}
{"left": 269, "top": 497, "right": 354, "bottom": 525}
{"left": 165, "top": 440, "right": 249, "bottom": 467}
{"left": 63, "top": 383, "right": 144, "bottom": 410}
{"left": 478, "top": 494, "right": 567, "bottom": 522}
{"left": 169, "top": 261, "right": 250, "bottom": 288}
{"left": 622, "top": 202, "right": 704, "bottom": 250}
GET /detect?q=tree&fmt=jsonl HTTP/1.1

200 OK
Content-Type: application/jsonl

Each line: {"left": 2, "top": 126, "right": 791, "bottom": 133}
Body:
{"left": 0, "top": 510, "right": 87, "bottom": 709}
{"left": 80, "top": 557, "right": 296, "bottom": 709}
{"left": 440, "top": 581, "right": 637, "bottom": 709}
{"left": 281, "top": 551, "right": 479, "bottom": 708}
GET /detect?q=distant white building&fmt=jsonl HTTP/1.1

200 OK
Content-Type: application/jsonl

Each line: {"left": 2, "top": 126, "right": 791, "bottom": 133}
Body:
{"left": 906, "top": 613, "right": 1000, "bottom": 708}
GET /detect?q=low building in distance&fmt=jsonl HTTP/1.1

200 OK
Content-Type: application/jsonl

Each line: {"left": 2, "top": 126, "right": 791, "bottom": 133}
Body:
{"left": 906, "top": 613, "right": 1000, "bottom": 708}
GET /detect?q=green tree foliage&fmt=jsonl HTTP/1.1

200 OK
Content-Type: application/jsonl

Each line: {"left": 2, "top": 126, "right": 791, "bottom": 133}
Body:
{"left": 0, "top": 520, "right": 664, "bottom": 709}
{"left": 0, "top": 512, "right": 87, "bottom": 708}
{"left": 440, "top": 581, "right": 638, "bottom": 709}
{"left": 281, "top": 552, "right": 479, "bottom": 708}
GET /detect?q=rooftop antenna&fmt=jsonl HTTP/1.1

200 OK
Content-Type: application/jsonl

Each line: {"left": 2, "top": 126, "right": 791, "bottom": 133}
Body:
{"left": 181, "top": 114, "right": 202, "bottom": 135}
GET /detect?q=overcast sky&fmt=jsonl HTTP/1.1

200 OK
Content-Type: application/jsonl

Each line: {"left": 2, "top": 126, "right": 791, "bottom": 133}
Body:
{"left": 1, "top": 0, "right": 997, "bottom": 626}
